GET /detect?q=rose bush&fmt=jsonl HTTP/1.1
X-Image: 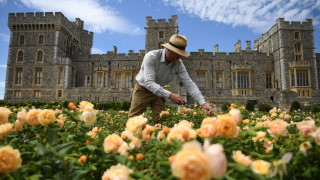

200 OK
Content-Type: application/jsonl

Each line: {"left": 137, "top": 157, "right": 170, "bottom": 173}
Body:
{"left": 0, "top": 102, "right": 319, "bottom": 180}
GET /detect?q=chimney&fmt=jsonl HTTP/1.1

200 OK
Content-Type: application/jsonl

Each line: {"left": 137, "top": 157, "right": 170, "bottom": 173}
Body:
{"left": 246, "top": 41, "right": 251, "bottom": 52}
{"left": 214, "top": 44, "right": 219, "bottom": 52}
{"left": 234, "top": 40, "right": 241, "bottom": 52}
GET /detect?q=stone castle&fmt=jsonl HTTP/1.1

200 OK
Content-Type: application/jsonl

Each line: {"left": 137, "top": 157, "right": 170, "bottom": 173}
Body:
{"left": 4, "top": 12, "right": 320, "bottom": 109}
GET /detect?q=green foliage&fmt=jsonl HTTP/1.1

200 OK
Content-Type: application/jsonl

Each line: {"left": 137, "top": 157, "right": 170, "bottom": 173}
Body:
{"left": 290, "top": 101, "right": 301, "bottom": 112}
{"left": 258, "top": 103, "right": 272, "bottom": 112}
{"left": 305, "top": 103, "right": 320, "bottom": 113}
{"left": 245, "top": 101, "right": 255, "bottom": 112}
{"left": 222, "top": 103, "right": 231, "bottom": 112}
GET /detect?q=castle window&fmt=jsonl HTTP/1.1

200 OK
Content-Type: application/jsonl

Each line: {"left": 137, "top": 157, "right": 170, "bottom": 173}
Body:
{"left": 232, "top": 71, "right": 251, "bottom": 89}
{"left": 294, "top": 43, "right": 303, "bottom": 61}
{"left": 34, "top": 67, "right": 42, "bottom": 85}
{"left": 57, "top": 67, "right": 64, "bottom": 85}
{"left": 13, "top": 90, "right": 22, "bottom": 98}
{"left": 196, "top": 71, "right": 207, "bottom": 89}
{"left": 19, "top": 35, "right": 25, "bottom": 45}
{"left": 115, "top": 73, "right": 122, "bottom": 88}
{"left": 290, "top": 68, "right": 310, "bottom": 87}
{"left": 36, "top": 50, "right": 43, "bottom": 62}
{"left": 17, "top": 50, "right": 24, "bottom": 62}
{"left": 294, "top": 31, "right": 300, "bottom": 40}
{"left": 85, "top": 75, "right": 91, "bottom": 87}
{"left": 125, "top": 72, "right": 132, "bottom": 88}
{"left": 158, "top": 31, "right": 164, "bottom": 39}
{"left": 97, "top": 72, "right": 103, "bottom": 88}
{"left": 33, "top": 90, "right": 41, "bottom": 98}
{"left": 78, "top": 96, "right": 82, "bottom": 101}
{"left": 265, "top": 72, "right": 273, "bottom": 89}
{"left": 215, "top": 71, "right": 224, "bottom": 88}
{"left": 38, "top": 35, "right": 44, "bottom": 45}
{"left": 14, "top": 67, "right": 23, "bottom": 85}
{"left": 56, "top": 90, "right": 63, "bottom": 98}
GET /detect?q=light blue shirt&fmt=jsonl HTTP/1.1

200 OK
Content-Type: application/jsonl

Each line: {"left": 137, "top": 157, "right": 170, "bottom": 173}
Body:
{"left": 135, "top": 49, "right": 206, "bottom": 105}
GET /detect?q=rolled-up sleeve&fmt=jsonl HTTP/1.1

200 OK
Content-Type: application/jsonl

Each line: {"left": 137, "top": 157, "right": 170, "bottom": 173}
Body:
{"left": 176, "top": 62, "right": 206, "bottom": 105}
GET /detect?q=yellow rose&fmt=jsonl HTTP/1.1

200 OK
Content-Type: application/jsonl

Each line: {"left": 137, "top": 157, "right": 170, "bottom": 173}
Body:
{"left": 14, "top": 120, "right": 23, "bottom": 132}
{"left": 102, "top": 163, "right": 133, "bottom": 180}
{"left": 0, "top": 146, "right": 22, "bottom": 173}
{"left": 232, "top": 150, "right": 252, "bottom": 167}
{"left": 26, "top": 109, "right": 41, "bottom": 126}
{"left": 103, "top": 134, "right": 124, "bottom": 154}
{"left": 216, "top": 114, "right": 238, "bottom": 137}
{"left": 314, "top": 128, "right": 320, "bottom": 146}
{"left": 79, "top": 101, "right": 94, "bottom": 111}
{"left": 252, "top": 131, "right": 266, "bottom": 142}
{"left": 125, "top": 116, "right": 147, "bottom": 136}
{"left": 171, "top": 141, "right": 211, "bottom": 180}
{"left": 251, "top": 160, "right": 271, "bottom": 175}
{"left": 0, "top": 111, "right": 8, "bottom": 125}
{"left": 38, "top": 109, "right": 56, "bottom": 127}
{"left": 297, "top": 120, "right": 316, "bottom": 137}
{"left": 17, "top": 109, "right": 27, "bottom": 125}
{"left": 0, "top": 123, "right": 14, "bottom": 137}
{"left": 81, "top": 108, "right": 97, "bottom": 126}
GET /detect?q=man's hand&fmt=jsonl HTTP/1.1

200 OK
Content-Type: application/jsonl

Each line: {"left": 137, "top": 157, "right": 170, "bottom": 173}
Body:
{"left": 201, "top": 103, "right": 215, "bottom": 115}
{"left": 169, "top": 93, "right": 185, "bottom": 105}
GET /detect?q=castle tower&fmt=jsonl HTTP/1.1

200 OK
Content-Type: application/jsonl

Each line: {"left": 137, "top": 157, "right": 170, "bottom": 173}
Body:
{"left": 145, "top": 15, "right": 178, "bottom": 52}
{"left": 5, "top": 12, "right": 93, "bottom": 101}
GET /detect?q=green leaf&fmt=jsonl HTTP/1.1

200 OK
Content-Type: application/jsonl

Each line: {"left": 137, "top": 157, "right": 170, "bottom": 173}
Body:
{"left": 47, "top": 127, "right": 58, "bottom": 145}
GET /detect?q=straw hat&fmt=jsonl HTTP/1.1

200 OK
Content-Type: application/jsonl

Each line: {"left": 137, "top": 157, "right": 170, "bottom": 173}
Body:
{"left": 161, "top": 34, "right": 190, "bottom": 57}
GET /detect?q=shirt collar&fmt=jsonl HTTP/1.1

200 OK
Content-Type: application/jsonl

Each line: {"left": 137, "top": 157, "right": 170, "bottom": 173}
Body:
{"left": 160, "top": 49, "right": 166, "bottom": 63}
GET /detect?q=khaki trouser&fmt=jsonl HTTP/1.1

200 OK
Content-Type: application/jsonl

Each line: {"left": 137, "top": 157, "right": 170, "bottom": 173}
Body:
{"left": 128, "top": 84, "right": 166, "bottom": 123}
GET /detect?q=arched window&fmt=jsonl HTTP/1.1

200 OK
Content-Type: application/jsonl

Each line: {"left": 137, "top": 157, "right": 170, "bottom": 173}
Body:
{"left": 19, "top": 35, "right": 25, "bottom": 45}
{"left": 38, "top": 35, "right": 44, "bottom": 45}
{"left": 36, "top": 50, "right": 43, "bottom": 62}
{"left": 17, "top": 50, "right": 24, "bottom": 62}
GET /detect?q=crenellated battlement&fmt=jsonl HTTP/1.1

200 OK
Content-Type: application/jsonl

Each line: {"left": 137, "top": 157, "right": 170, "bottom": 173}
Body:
{"left": 276, "top": 18, "right": 313, "bottom": 30}
{"left": 146, "top": 15, "right": 178, "bottom": 27}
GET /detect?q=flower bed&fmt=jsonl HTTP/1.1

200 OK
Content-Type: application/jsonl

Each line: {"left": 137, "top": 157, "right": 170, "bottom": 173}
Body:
{"left": 0, "top": 102, "right": 320, "bottom": 180}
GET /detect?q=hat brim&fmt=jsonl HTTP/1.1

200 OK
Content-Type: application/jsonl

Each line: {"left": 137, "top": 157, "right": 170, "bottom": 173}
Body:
{"left": 161, "top": 43, "right": 190, "bottom": 57}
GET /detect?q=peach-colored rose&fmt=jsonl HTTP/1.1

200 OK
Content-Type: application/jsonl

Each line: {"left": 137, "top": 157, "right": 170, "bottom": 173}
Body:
{"left": 167, "top": 121, "right": 197, "bottom": 143}
{"left": 141, "top": 125, "right": 155, "bottom": 141}
{"left": 242, "top": 119, "right": 250, "bottom": 124}
{"left": 0, "top": 145, "right": 22, "bottom": 173}
{"left": 79, "top": 101, "right": 94, "bottom": 111}
{"left": 101, "top": 163, "right": 133, "bottom": 180}
{"left": 56, "top": 119, "right": 64, "bottom": 128}
{"left": 0, "top": 123, "right": 14, "bottom": 138}
{"left": 297, "top": 120, "right": 317, "bottom": 137}
{"left": 251, "top": 160, "right": 271, "bottom": 175}
{"left": 17, "top": 109, "right": 27, "bottom": 125}
{"left": 269, "top": 107, "right": 278, "bottom": 115}
{"left": 216, "top": 114, "right": 238, "bottom": 137}
{"left": 268, "top": 119, "right": 288, "bottom": 137}
{"left": 313, "top": 128, "right": 320, "bottom": 146}
{"left": 26, "top": 109, "right": 41, "bottom": 126}
{"left": 38, "top": 109, "right": 56, "bottom": 127}
{"left": 205, "top": 144, "right": 227, "bottom": 179}
{"left": 252, "top": 131, "right": 266, "bottom": 142}
{"left": 81, "top": 108, "right": 97, "bottom": 126}
{"left": 0, "top": 111, "right": 8, "bottom": 125}
{"left": 103, "top": 134, "right": 128, "bottom": 155}
{"left": 232, "top": 150, "right": 252, "bottom": 167}
{"left": 14, "top": 120, "right": 23, "bottom": 132}
{"left": 229, "top": 109, "right": 242, "bottom": 125}
{"left": 200, "top": 117, "right": 217, "bottom": 138}
{"left": 126, "top": 116, "right": 147, "bottom": 136}
{"left": 157, "top": 131, "right": 166, "bottom": 141}
{"left": 0, "top": 107, "right": 12, "bottom": 117}
{"left": 171, "top": 141, "right": 211, "bottom": 180}
{"left": 299, "top": 141, "right": 312, "bottom": 157}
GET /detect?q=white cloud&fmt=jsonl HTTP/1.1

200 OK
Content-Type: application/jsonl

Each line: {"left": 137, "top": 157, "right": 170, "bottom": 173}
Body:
{"left": 91, "top": 47, "right": 105, "bottom": 54}
{"left": 162, "top": 0, "right": 320, "bottom": 33}
{"left": 0, "top": 33, "right": 9, "bottom": 42}
{"left": 0, "top": 65, "right": 7, "bottom": 68}
{"left": 0, "top": 0, "right": 7, "bottom": 5}
{"left": 0, "top": 82, "right": 5, "bottom": 87}
{"left": 19, "top": 0, "right": 143, "bottom": 35}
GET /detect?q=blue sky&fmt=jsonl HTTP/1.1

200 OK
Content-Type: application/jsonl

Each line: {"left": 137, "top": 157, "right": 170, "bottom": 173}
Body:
{"left": 0, "top": 0, "right": 319, "bottom": 100}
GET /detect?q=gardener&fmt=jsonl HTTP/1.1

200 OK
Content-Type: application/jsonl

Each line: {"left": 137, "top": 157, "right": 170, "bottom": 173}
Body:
{"left": 128, "top": 34, "right": 214, "bottom": 123}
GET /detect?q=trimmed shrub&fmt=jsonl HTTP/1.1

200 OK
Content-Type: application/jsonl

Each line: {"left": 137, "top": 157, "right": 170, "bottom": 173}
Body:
{"left": 245, "top": 101, "right": 255, "bottom": 111}
{"left": 222, "top": 103, "right": 231, "bottom": 112}
{"left": 290, "top": 101, "right": 301, "bottom": 112}
{"left": 258, "top": 103, "right": 272, "bottom": 112}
